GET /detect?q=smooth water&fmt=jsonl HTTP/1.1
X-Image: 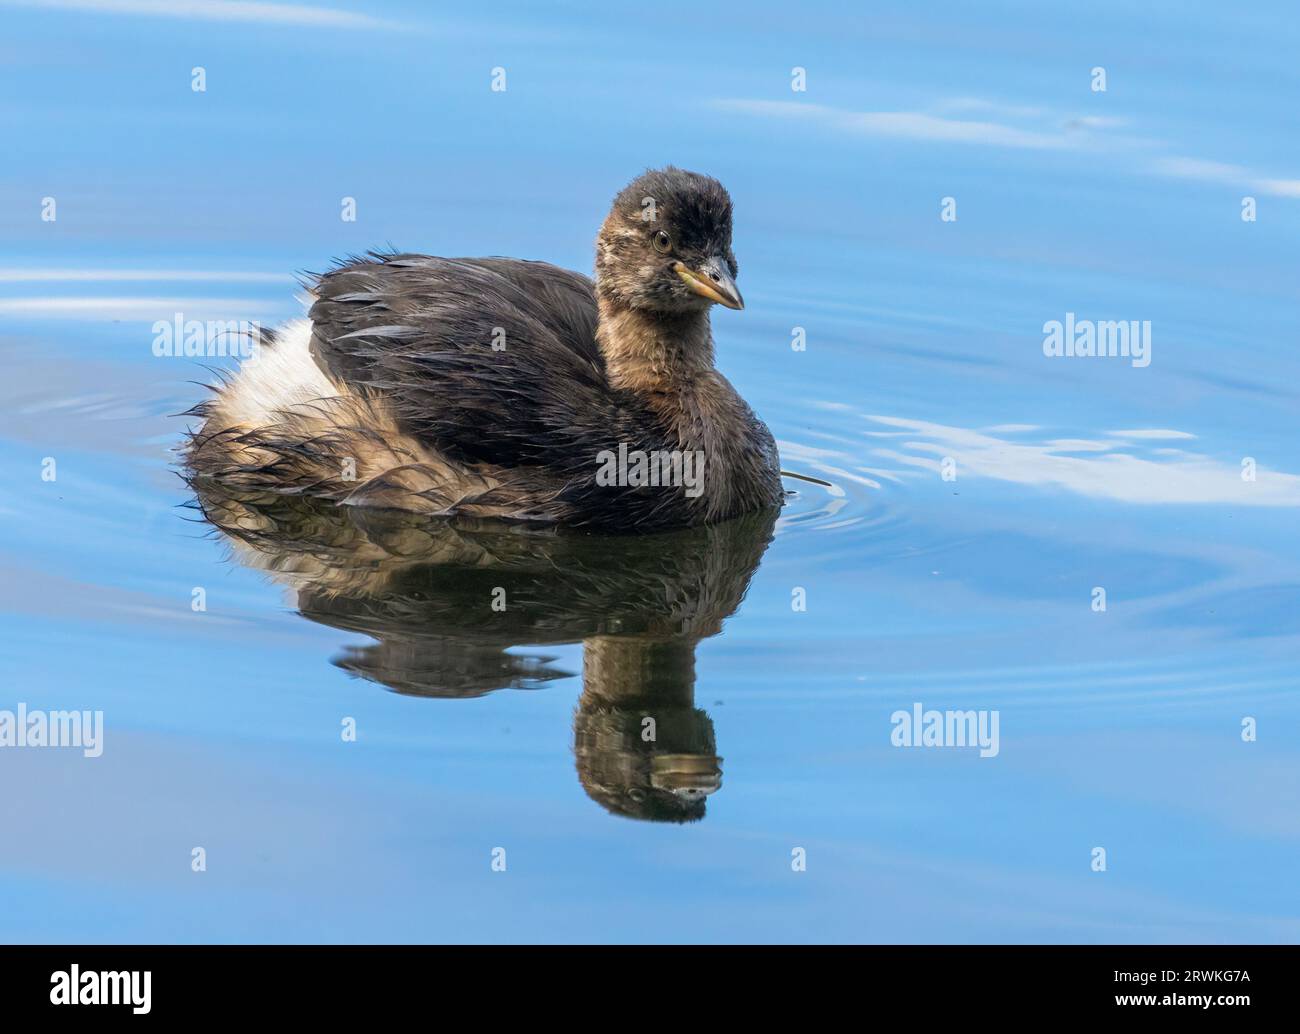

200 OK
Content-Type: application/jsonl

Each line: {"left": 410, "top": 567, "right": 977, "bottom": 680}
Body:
{"left": 2, "top": 2, "right": 1298, "bottom": 943}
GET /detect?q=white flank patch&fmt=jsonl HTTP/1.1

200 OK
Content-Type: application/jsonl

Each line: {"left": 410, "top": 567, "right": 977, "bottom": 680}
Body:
{"left": 220, "top": 318, "right": 339, "bottom": 426}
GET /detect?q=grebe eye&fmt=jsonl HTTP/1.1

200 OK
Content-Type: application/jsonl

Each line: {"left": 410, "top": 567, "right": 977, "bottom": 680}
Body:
{"left": 652, "top": 230, "right": 672, "bottom": 254}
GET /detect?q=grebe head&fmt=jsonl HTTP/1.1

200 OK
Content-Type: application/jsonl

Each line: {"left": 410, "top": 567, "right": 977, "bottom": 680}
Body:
{"left": 595, "top": 166, "right": 743, "bottom": 315}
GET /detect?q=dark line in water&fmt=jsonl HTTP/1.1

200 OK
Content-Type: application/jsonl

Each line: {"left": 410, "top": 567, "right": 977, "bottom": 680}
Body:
{"left": 780, "top": 469, "right": 834, "bottom": 488}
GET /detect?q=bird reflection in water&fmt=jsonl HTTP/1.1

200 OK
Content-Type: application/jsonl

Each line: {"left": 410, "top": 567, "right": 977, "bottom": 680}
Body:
{"left": 187, "top": 476, "right": 777, "bottom": 823}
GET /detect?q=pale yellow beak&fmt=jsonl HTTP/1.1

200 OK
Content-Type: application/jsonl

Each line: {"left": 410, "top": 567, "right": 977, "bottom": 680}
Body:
{"left": 674, "top": 258, "right": 744, "bottom": 310}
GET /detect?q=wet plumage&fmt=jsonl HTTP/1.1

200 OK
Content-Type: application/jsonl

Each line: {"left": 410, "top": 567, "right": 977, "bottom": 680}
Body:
{"left": 185, "top": 167, "right": 783, "bottom": 531}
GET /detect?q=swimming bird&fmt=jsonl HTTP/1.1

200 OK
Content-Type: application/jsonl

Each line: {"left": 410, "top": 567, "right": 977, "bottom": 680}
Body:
{"left": 186, "top": 167, "right": 783, "bottom": 531}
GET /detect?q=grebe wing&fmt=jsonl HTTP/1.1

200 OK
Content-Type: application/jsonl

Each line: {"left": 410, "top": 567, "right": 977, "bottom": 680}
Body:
{"left": 306, "top": 252, "right": 661, "bottom": 472}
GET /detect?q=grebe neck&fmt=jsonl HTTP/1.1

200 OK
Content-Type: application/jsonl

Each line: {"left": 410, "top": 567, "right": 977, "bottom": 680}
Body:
{"left": 596, "top": 297, "right": 714, "bottom": 396}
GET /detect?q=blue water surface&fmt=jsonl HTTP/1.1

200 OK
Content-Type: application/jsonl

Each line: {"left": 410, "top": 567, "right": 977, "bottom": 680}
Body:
{"left": 1, "top": 0, "right": 1297, "bottom": 943}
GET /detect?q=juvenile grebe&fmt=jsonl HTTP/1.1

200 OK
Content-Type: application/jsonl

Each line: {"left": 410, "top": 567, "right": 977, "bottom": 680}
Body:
{"left": 186, "top": 167, "right": 783, "bottom": 531}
